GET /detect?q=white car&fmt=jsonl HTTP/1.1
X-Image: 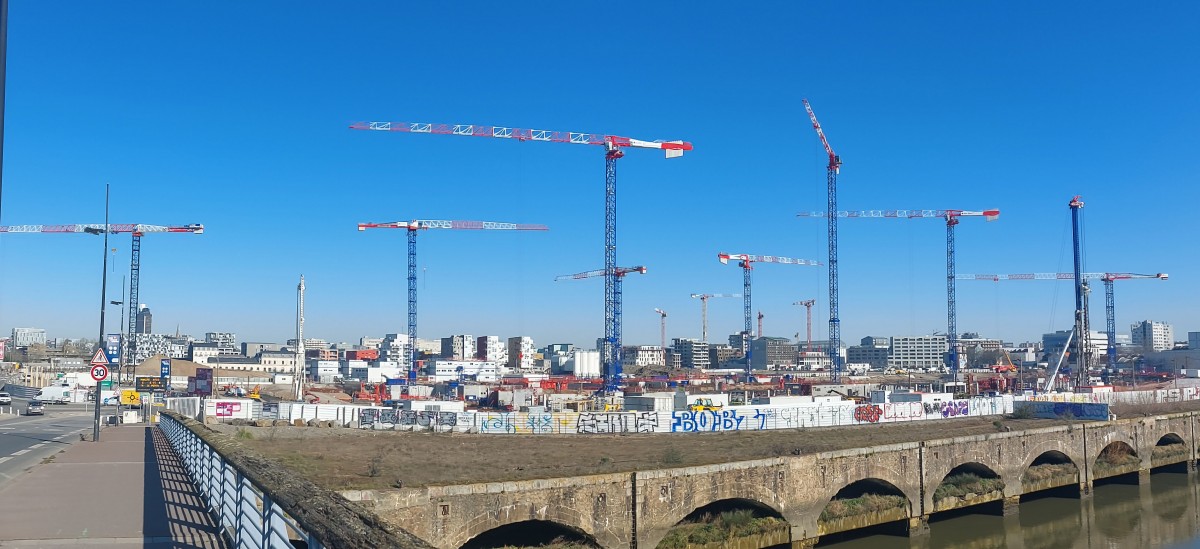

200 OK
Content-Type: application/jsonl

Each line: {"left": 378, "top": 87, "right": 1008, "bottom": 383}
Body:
{"left": 0, "top": 392, "right": 11, "bottom": 405}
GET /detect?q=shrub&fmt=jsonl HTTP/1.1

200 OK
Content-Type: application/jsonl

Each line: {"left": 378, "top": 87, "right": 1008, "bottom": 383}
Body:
{"left": 933, "top": 473, "right": 1005, "bottom": 501}
{"left": 1023, "top": 462, "right": 1078, "bottom": 483}
{"left": 819, "top": 494, "right": 906, "bottom": 521}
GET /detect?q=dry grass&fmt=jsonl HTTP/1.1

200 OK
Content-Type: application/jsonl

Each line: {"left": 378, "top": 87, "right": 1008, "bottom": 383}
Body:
{"left": 819, "top": 494, "right": 906, "bottom": 521}
{"left": 1023, "top": 462, "right": 1078, "bottom": 483}
{"left": 1095, "top": 443, "right": 1140, "bottom": 474}
{"left": 657, "top": 510, "right": 787, "bottom": 549}
{"left": 932, "top": 473, "right": 1005, "bottom": 502}
{"left": 1110, "top": 399, "right": 1200, "bottom": 417}
{"left": 1152, "top": 443, "right": 1189, "bottom": 464}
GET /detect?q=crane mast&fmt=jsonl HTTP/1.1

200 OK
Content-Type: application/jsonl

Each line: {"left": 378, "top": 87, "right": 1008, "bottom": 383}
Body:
{"left": 803, "top": 99, "right": 843, "bottom": 382}
{"left": 358, "top": 219, "right": 548, "bottom": 378}
{"left": 352, "top": 120, "right": 690, "bottom": 392}
{"left": 718, "top": 253, "right": 821, "bottom": 373}
{"left": 689, "top": 293, "right": 740, "bottom": 343}
{"left": 654, "top": 308, "right": 668, "bottom": 367}
{"left": 1069, "top": 196, "right": 1088, "bottom": 386}
{"left": 793, "top": 299, "right": 816, "bottom": 353}
{"left": 558, "top": 266, "right": 647, "bottom": 383}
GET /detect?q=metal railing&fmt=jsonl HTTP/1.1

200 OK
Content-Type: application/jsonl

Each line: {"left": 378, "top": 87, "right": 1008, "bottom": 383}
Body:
{"left": 159, "top": 413, "right": 323, "bottom": 549}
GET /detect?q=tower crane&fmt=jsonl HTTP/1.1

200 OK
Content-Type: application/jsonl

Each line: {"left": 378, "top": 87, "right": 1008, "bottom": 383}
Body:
{"left": 0, "top": 223, "right": 204, "bottom": 376}
{"left": 351, "top": 120, "right": 691, "bottom": 390}
{"left": 556, "top": 266, "right": 647, "bottom": 388}
{"left": 957, "top": 271, "right": 1167, "bottom": 372}
{"left": 688, "top": 293, "right": 740, "bottom": 343}
{"left": 717, "top": 253, "right": 821, "bottom": 373}
{"left": 358, "top": 219, "right": 548, "bottom": 377}
{"left": 654, "top": 308, "right": 668, "bottom": 367}
{"left": 797, "top": 208, "right": 1000, "bottom": 381}
{"left": 803, "top": 99, "right": 844, "bottom": 382}
{"left": 793, "top": 299, "right": 816, "bottom": 353}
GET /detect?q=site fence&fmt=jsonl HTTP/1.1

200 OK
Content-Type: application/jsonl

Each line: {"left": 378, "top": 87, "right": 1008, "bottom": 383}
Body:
{"left": 1027, "top": 387, "right": 1200, "bottom": 405}
{"left": 358, "top": 395, "right": 1016, "bottom": 434}
{"left": 159, "top": 413, "right": 324, "bottom": 549}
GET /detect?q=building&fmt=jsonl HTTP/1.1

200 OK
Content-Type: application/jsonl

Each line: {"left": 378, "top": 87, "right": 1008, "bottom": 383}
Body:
{"left": 749, "top": 337, "right": 797, "bottom": 370}
{"left": 441, "top": 335, "right": 475, "bottom": 360}
{"left": 130, "top": 333, "right": 190, "bottom": 363}
{"left": 622, "top": 345, "right": 664, "bottom": 368}
{"left": 242, "top": 342, "right": 282, "bottom": 358}
{"left": 427, "top": 359, "right": 499, "bottom": 382}
{"left": 189, "top": 342, "right": 220, "bottom": 364}
{"left": 888, "top": 335, "right": 948, "bottom": 370}
{"left": 1190, "top": 332, "right": 1200, "bottom": 351}
{"left": 359, "top": 337, "right": 383, "bottom": 349}
{"left": 728, "top": 332, "right": 751, "bottom": 354}
{"left": 507, "top": 336, "right": 535, "bottom": 371}
{"left": 205, "top": 332, "right": 238, "bottom": 352}
{"left": 1042, "top": 330, "right": 1109, "bottom": 364}
{"left": 135, "top": 305, "right": 153, "bottom": 334}
{"left": 1132, "top": 321, "right": 1174, "bottom": 353}
{"left": 860, "top": 336, "right": 889, "bottom": 347}
{"left": 286, "top": 338, "right": 328, "bottom": 351}
{"left": 10, "top": 328, "right": 46, "bottom": 347}
{"left": 846, "top": 344, "right": 889, "bottom": 370}
{"left": 708, "top": 344, "right": 740, "bottom": 368}
{"left": 673, "top": 338, "right": 711, "bottom": 369}
{"left": 561, "top": 350, "right": 601, "bottom": 378}
{"left": 476, "top": 336, "right": 508, "bottom": 365}
{"left": 380, "top": 333, "right": 411, "bottom": 363}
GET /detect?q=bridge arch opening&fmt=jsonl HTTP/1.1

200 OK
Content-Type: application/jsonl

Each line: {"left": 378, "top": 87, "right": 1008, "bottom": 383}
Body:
{"left": 1094, "top": 441, "right": 1140, "bottom": 485}
{"left": 459, "top": 520, "right": 600, "bottom": 549}
{"left": 1152, "top": 433, "right": 1189, "bottom": 471}
{"left": 1021, "top": 450, "right": 1080, "bottom": 500}
{"left": 817, "top": 479, "right": 911, "bottom": 542}
{"left": 932, "top": 462, "right": 1004, "bottom": 513}
{"left": 655, "top": 498, "right": 788, "bottom": 548}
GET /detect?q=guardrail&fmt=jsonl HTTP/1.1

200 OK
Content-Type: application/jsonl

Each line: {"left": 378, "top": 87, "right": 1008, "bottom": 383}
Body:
{"left": 158, "top": 411, "right": 430, "bottom": 549}
{"left": 159, "top": 412, "right": 322, "bottom": 549}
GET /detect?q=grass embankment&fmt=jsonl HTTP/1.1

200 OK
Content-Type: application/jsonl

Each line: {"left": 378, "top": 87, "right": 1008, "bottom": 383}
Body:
{"left": 1094, "top": 444, "right": 1140, "bottom": 475}
{"left": 657, "top": 510, "right": 787, "bottom": 549}
{"left": 1023, "top": 462, "right": 1078, "bottom": 483}
{"left": 1152, "top": 443, "right": 1189, "bottom": 464}
{"left": 494, "top": 540, "right": 595, "bottom": 549}
{"left": 932, "top": 473, "right": 1005, "bottom": 502}
{"left": 819, "top": 494, "right": 907, "bottom": 521}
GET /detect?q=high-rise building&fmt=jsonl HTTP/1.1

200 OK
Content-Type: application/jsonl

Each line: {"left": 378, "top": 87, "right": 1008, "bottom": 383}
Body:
{"left": 888, "top": 335, "right": 948, "bottom": 370}
{"left": 441, "top": 335, "right": 475, "bottom": 360}
{"left": 749, "top": 337, "right": 797, "bottom": 370}
{"left": 135, "top": 305, "right": 153, "bottom": 334}
{"left": 673, "top": 338, "right": 711, "bottom": 369}
{"left": 380, "top": 333, "right": 410, "bottom": 362}
{"left": 10, "top": 328, "right": 46, "bottom": 347}
{"left": 622, "top": 345, "right": 664, "bottom": 368}
{"left": 507, "top": 336, "right": 535, "bottom": 371}
{"left": 476, "top": 336, "right": 508, "bottom": 365}
{"left": 1131, "top": 321, "right": 1173, "bottom": 353}
{"left": 206, "top": 332, "right": 238, "bottom": 352}
{"left": 1189, "top": 332, "right": 1200, "bottom": 351}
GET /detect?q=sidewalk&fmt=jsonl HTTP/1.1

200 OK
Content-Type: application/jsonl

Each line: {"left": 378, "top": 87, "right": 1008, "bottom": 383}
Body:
{"left": 0, "top": 424, "right": 227, "bottom": 548}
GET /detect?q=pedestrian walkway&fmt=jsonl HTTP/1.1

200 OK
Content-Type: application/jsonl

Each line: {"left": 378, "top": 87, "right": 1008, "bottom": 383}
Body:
{"left": 0, "top": 424, "right": 227, "bottom": 548}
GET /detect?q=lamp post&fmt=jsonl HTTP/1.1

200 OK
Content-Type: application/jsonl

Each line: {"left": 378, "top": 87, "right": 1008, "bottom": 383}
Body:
{"left": 89, "top": 184, "right": 111, "bottom": 442}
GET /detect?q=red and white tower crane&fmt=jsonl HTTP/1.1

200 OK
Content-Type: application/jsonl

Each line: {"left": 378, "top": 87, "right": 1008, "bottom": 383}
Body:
{"left": 0, "top": 223, "right": 204, "bottom": 375}
{"left": 793, "top": 299, "right": 816, "bottom": 353}
{"left": 688, "top": 293, "right": 741, "bottom": 343}
{"left": 351, "top": 120, "right": 691, "bottom": 390}
{"left": 797, "top": 208, "right": 1000, "bottom": 381}
{"left": 717, "top": 253, "right": 821, "bottom": 372}
{"left": 803, "top": 99, "right": 844, "bottom": 382}
{"left": 654, "top": 308, "right": 668, "bottom": 366}
{"left": 957, "top": 271, "right": 1167, "bottom": 372}
{"left": 357, "top": 219, "right": 548, "bottom": 378}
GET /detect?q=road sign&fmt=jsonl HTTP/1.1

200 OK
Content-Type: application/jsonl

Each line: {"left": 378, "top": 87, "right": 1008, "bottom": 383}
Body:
{"left": 91, "top": 364, "right": 109, "bottom": 382}
{"left": 135, "top": 376, "right": 166, "bottom": 392}
{"left": 160, "top": 359, "right": 171, "bottom": 380}
{"left": 106, "top": 334, "right": 122, "bottom": 365}
{"left": 89, "top": 348, "right": 109, "bottom": 366}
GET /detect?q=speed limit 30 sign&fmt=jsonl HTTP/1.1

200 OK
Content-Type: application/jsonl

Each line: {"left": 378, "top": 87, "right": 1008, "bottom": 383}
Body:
{"left": 90, "top": 364, "right": 109, "bottom": 382}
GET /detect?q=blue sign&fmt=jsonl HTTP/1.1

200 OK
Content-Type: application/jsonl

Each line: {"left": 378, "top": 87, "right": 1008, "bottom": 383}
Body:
{"left": 106, "top": 334, "right": 122, "bottom": 365}
{"left": 160, "top": 358, "right": 171, "bottom": 380}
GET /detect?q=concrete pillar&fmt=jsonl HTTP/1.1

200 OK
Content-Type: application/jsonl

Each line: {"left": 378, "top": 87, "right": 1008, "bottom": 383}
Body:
{"left": 1137, "top": 469, "right": 1151, "bottom": 484}
{"left": 791, "top": 537, "right": 818, "bottom": 549}
{"left": 1001, "top": 495, "right": 1020, "bottom": 517}
{"left": 907, "top": 515, "right": 930, "bottom": 538}
{"left": 1079, "top": 480, "right": 1093, "bottom": 499}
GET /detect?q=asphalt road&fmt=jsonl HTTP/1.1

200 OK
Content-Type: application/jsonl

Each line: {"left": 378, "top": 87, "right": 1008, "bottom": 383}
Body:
{"left": 0, "top": 399, "right": 95, "bottom": 489}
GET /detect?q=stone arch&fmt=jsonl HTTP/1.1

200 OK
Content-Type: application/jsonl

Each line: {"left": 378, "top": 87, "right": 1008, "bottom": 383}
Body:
{"left": 1094, "top": 440, "right": 1140, "bottom": 480}
{"left": 816, "top": 478, "right": 912, "bottom": 537}
{"left": 450, "top": 503, "right": 597, "bottom": 549}
{"left": 931, "top": 462, "right": 1005, "bottom": 513}
{"left": 1021, "top": 450, "right": 1080, "bottom": 495}
{"left": 458, "top": 519, "right": 600, "bottom": 549}
{"left": 1152, "top": 433, "right": 1189, "bottom": 468}
{"left": 651, "top": 498, "right": 789, "bottom": 549}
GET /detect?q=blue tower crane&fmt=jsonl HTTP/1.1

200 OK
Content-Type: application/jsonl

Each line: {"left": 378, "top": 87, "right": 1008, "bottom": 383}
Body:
{"left": 802, "top": 100, "right": 844, "bottom": 382}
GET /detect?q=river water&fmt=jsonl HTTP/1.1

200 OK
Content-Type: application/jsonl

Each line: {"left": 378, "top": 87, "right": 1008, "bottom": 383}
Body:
{"left": 818, "top": 470, "right": 1200, "bottom": 549}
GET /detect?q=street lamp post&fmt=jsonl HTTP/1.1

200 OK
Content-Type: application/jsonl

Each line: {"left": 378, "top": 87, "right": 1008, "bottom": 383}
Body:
{"left": 91, "top": 184, "right": 111, "bottom": 442}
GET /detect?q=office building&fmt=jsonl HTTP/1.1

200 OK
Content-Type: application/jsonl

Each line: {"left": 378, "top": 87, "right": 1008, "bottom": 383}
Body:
{"left": 749, "top": 337, "right": 797, "bottom": 370}
{"left": 888, "top": 335, "right": 948, "bottom": 370}
{"left": 847, "top": 344, "right": 889, "bottom": 370}
{"left": 427, "top": 359, "right": 499, "bottom": 382}
{"left": 135, "top": 305, "right": 153, "bottom": 334}
{"left": 10, "top": 328, "right": 46, "bottom": 347}
{"left": 674, "top": 338, "right": 711, "bottom": 369}
{"left": 1132, "top": 320, "right": 1174, "bottom": 353}
{"left": 441, "top": 335, "right": 475, "bottom": 360}
{"left": 1042, "top": 330, "right": 1109, "bottom": 364}
{"left": 709, "top": 344, "right": 740, "bottom": 368}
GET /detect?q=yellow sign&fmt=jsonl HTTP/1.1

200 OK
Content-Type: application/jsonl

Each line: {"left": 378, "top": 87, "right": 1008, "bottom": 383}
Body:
{"left": 120, "top": 390, "right": 141, "bottom": 406}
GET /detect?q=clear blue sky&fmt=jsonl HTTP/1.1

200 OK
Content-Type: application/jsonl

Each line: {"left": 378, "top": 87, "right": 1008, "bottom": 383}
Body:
{"left": 1, "top": 2, "right": 1197, "bottom": 348}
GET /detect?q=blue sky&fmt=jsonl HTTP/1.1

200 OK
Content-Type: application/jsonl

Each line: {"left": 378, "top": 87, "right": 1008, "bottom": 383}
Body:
{"left": 0, "top": 2, "right": 1197, "bottom": 348}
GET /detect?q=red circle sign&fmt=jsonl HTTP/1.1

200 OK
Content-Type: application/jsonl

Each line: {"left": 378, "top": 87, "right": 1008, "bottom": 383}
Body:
{"left": 90, "top": 365, "right": 109, "bottom": 381}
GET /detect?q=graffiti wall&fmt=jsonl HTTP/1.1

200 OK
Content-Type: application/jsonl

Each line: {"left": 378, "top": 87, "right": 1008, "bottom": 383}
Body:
{"left": 1027, "top": 387, "right": 1199, "bottom": 406}
{"left": 1014, "top": 401, "right": 1111, "bottom": 421}
{"left": 355, "top": 395, "right": 1016, "bottom": 434}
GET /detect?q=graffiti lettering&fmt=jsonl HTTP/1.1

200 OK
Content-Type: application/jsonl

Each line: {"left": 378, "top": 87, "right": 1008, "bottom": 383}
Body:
{"left": 634, "top": 412, "right": 658, "bottom": 433}
{"left": 671, "top": 410, "right": 744, "bottom": 432}
{"left": 853, "top": 404, "right": 882, "bottom": 423}
{"left": 940, "top": 401, "right": 969, "bottom": 418}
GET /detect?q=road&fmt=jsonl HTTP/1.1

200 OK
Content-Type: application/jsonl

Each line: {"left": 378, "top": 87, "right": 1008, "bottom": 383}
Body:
{"left": 0, "top": 399, "right": 95, "bottom": 489}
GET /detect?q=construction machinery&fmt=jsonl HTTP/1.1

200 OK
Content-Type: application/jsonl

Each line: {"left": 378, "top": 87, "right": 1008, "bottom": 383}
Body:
{"left": 802, "top": 99, "right": 843, "bottom": 382}
{"left": 0, "top": 223, "right": 204, "bottom": 377}
{"left": 793, "top": 299, "right": 816, "bottom": 353}
{"left": 357, "top": 219, "right": 547, "bottom": 378}
{"left": 717, "top": 253, "right": 821, "bottom": 372}
{"left": 556, "top": 266, "right": 648, "bottom": 386}
{"left": 654, "top": 308, "right": 668, "bottom": 367}
{"left": 351, "top": 120, "right": 691, "bottom": 392}
{"left": 247, "top": 385, "right": 262, "bottom": 401}
{"left": 688, "top": 397, "right": 723, "bottom": 411}
{"left": 796, "top": 208, "right": 1000, "bottom": 381}
{"left": 957, "top": 271, "right": 1167, "bottom": 372}
{"left": 689, "top": 293, "right": 741, "bottom": 342}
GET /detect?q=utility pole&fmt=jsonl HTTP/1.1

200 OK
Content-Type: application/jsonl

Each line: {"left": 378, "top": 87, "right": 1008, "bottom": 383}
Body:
{"left": 93, "top": 185, "right": 110, "bottom": 442}
{"left": 295, "top": 275, "right": 305, "bottom": 402}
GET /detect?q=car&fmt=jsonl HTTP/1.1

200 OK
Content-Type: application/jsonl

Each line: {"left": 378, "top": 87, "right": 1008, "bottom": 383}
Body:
{"left": 26, "top": 400, "right": 44, "bottom": 416}
{"left": 0, "top": 392, "right": 11, "bottom": 405}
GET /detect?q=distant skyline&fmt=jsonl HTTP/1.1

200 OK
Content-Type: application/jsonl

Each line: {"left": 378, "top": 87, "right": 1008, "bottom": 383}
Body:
{"left": 0, "top": 3, "right": 1197, "bottom": 348}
